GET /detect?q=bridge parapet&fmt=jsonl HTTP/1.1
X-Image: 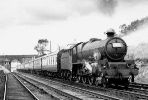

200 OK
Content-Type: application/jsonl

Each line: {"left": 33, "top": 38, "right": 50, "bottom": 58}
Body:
{"left": 0, "top": 54, "right": 37, "bottom": 72}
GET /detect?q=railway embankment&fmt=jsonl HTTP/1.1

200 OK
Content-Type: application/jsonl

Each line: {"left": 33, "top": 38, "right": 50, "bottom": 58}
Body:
{"left": 135, "top": 63, "right": 148, "bottom": 84}
{"left": 127, "top": 43, "right": 148, "bottom": 84}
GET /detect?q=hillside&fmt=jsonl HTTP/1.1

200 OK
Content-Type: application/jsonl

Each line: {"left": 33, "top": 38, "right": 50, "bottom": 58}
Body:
{"left": 126, "top": 43, "right": 148, "bottom": 59}
{"left": 135, "top": 64, "right": 148, "bottom": 84}
{"left": 126, "top": 43, "right": 148, "bottom": 84}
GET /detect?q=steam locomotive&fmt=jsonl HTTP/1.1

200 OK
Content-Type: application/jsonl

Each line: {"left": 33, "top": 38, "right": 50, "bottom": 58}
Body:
{"left": 17, "top": 29, "right": 139, "bottom": 87}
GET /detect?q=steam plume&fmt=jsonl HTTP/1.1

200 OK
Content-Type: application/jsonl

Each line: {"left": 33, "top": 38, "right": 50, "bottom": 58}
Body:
{"left": 119, "top": 16, "right": 148, "bottom": 37}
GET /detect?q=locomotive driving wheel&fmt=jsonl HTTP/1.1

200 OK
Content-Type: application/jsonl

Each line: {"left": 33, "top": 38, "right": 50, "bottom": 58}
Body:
{"left": 99, "top": 72, "right": 108, "bottom": 87}
{"left": 67, "top": 71, "right": 72, "bottom": 81}
{"left": 82, "top": 76, "right": 87, "bottom": 84}
{"left": 101, "top": 77, "right": 108, "bottom": 88}
{"left": 60, "top": 71, "right": 63, "bottom": 78}
{"left": 128, "top": 75, "right": 132, "bottom": 83}
{"left": 88, "top": 76, "right": 94, "bottom": 85}
{"left": 94, "top": 77, "right": 100, "bottom": 86}
{"left": 77, "top": 75, "right": 82, "bottom": 83}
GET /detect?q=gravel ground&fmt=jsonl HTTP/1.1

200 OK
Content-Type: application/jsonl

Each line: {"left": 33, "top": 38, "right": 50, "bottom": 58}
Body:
{"left": 0, "top": 70, "right": 6, "bottom": 100}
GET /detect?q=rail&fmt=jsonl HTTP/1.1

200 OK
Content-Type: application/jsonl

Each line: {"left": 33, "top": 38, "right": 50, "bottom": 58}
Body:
{"left": 12, "top": 74, "right": 39, "bottom": 100}
{"left": 3, "top": 74, "right": 7, "bottom": 100}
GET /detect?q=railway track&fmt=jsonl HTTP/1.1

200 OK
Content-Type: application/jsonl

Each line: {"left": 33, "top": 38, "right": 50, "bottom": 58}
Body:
{"left": 124, "top": 82, "right": 148, "bottom": 96}
{"left": 15, "top": 72, "right": 120, "bottom": 100}
{"left": 15, "top": 74, "right": 83, "bottom": 100}
{"left": 16, "top": 72, "right": 148, "bottom": 100}
{"left": 73, "top": 81, "right": 148, "bottom": 100}
{"left": 13, "top": 74, "right": 60, "bottom": 100}
{"left": 130, "top": 82, "right": 148, "bottom": 89}
{"left": 107, "top": 86, "right": 148, "bottom": 100}
{"left": 76, "top": 80, "right": 148, "bottom": 100}
{"left": 3, "top": 73, "right": 39, "bottom": 100}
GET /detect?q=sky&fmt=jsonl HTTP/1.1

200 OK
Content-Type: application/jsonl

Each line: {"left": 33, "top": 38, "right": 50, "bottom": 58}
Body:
{"left": 0, "top": 0, "right": 148, "bottom": 55}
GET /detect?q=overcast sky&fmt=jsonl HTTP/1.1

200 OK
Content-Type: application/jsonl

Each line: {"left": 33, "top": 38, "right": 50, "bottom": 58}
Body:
{"left": 0, "top": 0, "right": 148, "bottom": 55}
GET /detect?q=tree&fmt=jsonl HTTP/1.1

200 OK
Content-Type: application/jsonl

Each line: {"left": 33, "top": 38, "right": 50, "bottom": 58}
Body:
{"left": 34, "top": 39, "right": 49, "bottom": 56}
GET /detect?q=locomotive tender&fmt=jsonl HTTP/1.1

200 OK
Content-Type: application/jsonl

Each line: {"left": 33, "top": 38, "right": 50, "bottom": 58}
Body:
{"left": 17, "top": 29, "right": 139, "bottom": 87}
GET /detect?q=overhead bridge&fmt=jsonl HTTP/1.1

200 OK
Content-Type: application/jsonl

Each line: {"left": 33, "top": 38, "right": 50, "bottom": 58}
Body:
{"left": 0, "top": 54, "right": 37, "bottom": 72}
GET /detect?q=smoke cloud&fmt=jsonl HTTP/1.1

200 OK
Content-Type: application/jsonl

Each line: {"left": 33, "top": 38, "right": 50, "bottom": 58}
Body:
{"left": 119, "top": 16, "right": 148, "bottom": 37}
{"left": 96, "top": 0, "right": 148, "bottom": 16}
{"left": 97, "top": 0, "right": 118, "bottom": 16}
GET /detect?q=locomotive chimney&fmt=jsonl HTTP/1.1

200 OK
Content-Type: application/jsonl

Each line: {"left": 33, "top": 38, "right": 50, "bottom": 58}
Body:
{"left": 105, "top": 28, "right": 115, "bottom": 38}
{"left": 106, "top": 32, "right": 115, "bottom": 37}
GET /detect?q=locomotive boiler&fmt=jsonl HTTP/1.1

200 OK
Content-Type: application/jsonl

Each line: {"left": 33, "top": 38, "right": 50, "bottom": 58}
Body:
{"left": 72, "top": 35, "right": 127, "bottom": 62}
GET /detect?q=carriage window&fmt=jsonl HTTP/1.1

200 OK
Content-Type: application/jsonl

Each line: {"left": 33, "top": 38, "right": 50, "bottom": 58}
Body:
{"left": 51, "top": 57, "right": 53, "bottom": 65}
{"left": 48, "top": 57, "right": 50, "bottom": 65}
{"left": 55, "top": 57, "right": 57, "bottom": 65}
{"left": 54, "top": 56, "right": 56, "bottom": 64}
{"left": 52, "top": 57, "right": 53, "bottom": 65}
{"left": 46, "top": 58, "right": 48, "bottom": 65}
{"left": 53, "top": 57, "right": 54, "bottom": 65}
{"left": 48, "top": 58, "right": 49, "bottom": 65}
{"left": 50, "top": 57, "right": 52, "bottom": 65}
{"left": 53, "top": 57, "right": 54, "bottom": 64}
{"left": 50, "top": 57, "right": 51, "bottom": 65}
{"left": 53, "top": 56, "right": 54, "bottom": 65}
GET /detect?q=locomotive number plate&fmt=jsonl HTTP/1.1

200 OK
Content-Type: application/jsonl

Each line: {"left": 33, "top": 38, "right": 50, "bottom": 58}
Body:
{"left": 112, "top": 43, "right": 123, "bottom": 48}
